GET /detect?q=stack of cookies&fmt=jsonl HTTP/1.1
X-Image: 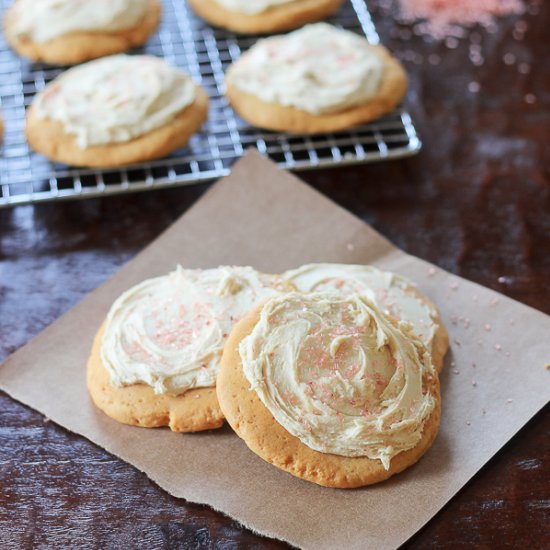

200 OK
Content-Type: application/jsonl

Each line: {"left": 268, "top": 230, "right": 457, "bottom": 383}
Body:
{"left": 87, "top": 263, "right": 448, "bottom": 488}
{"left": 2, "top": 0, "right": 407, "bottom": 166}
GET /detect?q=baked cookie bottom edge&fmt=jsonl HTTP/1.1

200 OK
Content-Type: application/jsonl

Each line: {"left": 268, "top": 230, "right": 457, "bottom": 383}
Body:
{"left": 3, "top": 0, "right": 161, "bottom": 66}
{"left": 25, "top": 86, "right": 209, "bottom": 168}
{"left": 188, "top": 0, "right": 345, "bottom": 35}
{"left": 225, "top": 45, "right": 408, "bottom": 134}
{"left": 87, "top": 322, "right": 225, "bottom": 433}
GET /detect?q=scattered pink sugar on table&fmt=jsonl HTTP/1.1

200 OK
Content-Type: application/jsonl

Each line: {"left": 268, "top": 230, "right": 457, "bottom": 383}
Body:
{"left": 376, "top": 0, "right": 535, "bottom": 40}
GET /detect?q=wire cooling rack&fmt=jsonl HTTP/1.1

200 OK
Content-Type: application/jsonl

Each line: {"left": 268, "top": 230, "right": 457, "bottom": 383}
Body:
{"left": 0, "top": 0, "right": 421, "bottom": 207}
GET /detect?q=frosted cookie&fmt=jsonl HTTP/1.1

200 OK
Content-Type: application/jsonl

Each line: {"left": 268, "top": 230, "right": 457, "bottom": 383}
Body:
{"left": 188, "top": 0, "right": 344, "bottom": 35}
{"left": 25, "top": 54, "right": 208, "bottom": 168}
{"left": 218, "top": 292, "right": 440, "bottom": 488}
{"left": 225, "top": 23, "right": 407, "bottom": 134}
{"left": 4, "top": 0, "right": 161, "bottom": 66}
{"left": 87, "top": 266, "right": 293, "bottom": 432}
{"left": 285, "top": 264, "right": 449, "bottom": 372}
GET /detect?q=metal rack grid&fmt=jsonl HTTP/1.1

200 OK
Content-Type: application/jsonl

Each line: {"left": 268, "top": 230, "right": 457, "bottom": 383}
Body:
{"left": 0, "top": 0, "right": 421, "bottom": 207}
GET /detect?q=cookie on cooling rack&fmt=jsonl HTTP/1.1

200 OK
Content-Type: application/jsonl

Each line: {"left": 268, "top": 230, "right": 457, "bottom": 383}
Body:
{"left": 284, "top": 263, "right": 449, "bottom": 372}
{"left": 188, "top": 0, "right": 344, "bottom": 35}
{"left": 87, "top": 265, "right": 294, "bottom": 432}
{"left": 225, "top": 23, "right": 407, "bottom": 134}
{"left": 4, "top": 0, "right": 161, "bottom": 66}
{"left": 25, "top": 54, "right": 208, "bottom": 168}
{"left": 218, "top": 292, "right": 441, "bottom": 488}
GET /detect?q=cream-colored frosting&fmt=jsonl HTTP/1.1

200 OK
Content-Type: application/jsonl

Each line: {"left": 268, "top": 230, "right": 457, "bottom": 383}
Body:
{"left": 101, "top": 266, "right": 288, "bottom": 395}
{"left": 212, "top": 0, "right": 296, "bottom": 15}
{"left": 240, "top": 292, "right": 436, "bottom": 468}
{"left": 285, "top": 263, "right": 439, "bottom": 351}
{"left": 226, "top": 23, "right": 384, "bottom": 115}
{"left": 33, "top": 54, "right": 196, "bottom": 148}
{"left": 11, "top": 0, "right": 148, "bottom": 44}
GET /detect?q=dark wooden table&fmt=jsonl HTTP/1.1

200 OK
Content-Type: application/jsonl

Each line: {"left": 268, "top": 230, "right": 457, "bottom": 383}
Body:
{"left": 1, "top": 2, "right": 549, "bottom": 548}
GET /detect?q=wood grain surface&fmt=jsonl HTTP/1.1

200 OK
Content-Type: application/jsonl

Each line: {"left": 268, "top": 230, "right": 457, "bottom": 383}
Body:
{"left": 1, "top": 1, "right": 549, "bottom": 548}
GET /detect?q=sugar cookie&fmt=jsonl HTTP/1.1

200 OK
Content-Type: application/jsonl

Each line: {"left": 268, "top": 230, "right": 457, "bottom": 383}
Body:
{"left": 188, "top": 0, "right": 344, "bottom": 35}
{"left": 218, "top": 292, "right": 441, "bottom": 488}
{"left": 225, "top": 23, "right": 407, "bottom": 133}
{"left": 284, "top": 263, "right": 449, "bottom": 371}
{"left": 26, "top": 54, "right": 208, "bottom": 168}
{"left": 4, "top": 0, "right": 161, "bottom": 66}
{"left": 87, "top": 266, "right": 292, "bottom": 432}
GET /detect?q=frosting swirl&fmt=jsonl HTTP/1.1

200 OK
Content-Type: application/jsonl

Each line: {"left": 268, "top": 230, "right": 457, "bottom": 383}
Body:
{"left": 226, "top": 23, "right": 384, "bottom": 115}
{"left": 10, "top": 0, "right": 148, "bottom": 44}
{"left": 212, "top": 0, "right": 296, "bottom": 15}
{"left": 285, "top": 263, "right": 440, "bottom": 351}
{"left": 33, "top": 54, "right": 196, "bottom": 148}
{"left": 101, "top": 266, "right": 288, "bottom": 395}
{"left": 239, "top": 292, "right": 437, "bottom": 468}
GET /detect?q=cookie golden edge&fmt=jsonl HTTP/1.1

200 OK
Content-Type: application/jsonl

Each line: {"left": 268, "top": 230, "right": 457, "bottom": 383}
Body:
{"left": 87, "top": 322, "right": 225, "bottom": 432}
{"left": 3, "top": 0, "right": 161, "bottom": 66}
{"left": 217, "top": 304, "right": 442, "bottom": 489}
{"left": 25, "top": 86, "right": 209, "bottom": 168}
{"left": 225, "top": 45, "right": 407, "bottom": 134}
{"left": 188, "top": 0, "right": 344, "bottom": 35}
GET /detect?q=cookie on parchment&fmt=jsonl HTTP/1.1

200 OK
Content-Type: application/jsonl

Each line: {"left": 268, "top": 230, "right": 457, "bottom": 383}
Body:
{"left": 4, "top": 0, "right": 161, "bottom": 66}
{"left": 218, "top": 292, "right": 441, "bottom": 488}
{"left": 25, "top": 54, "right": 208, "bottom": 168}
{"left": 87, "top": 266, "right": 293, "bottom": 432}
{"left": 188, "top": 0, "right": 344, "bottom": 35}
{"left": 225, "top": 23, "right": 407, "bottom": 134}
{"left": 284, "top": 263, "right": 449, "bottom": 372}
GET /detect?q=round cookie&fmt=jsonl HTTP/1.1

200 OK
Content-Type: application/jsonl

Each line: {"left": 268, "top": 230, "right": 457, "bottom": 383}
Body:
{"left": 284, "top": 263, "right": 449, "bottom": 372}
{"left": 4, "top": 0, "right": 161, "bottom": 66}
{"left": 88, "top": 323, "right": 224, "bottom": 432}
{"left": 218, "top": 295, "right": 441, "bottom": 488}
{"left": 225, "top": 24, "right": 407, "bottom": 134}
{"left": 88, "top": 266, "right": 293, "bottom": 432}
{"left": 25, "top": 55, "right": 208, "bottom": 168}
{"left": 188, "top": 0, "right": 344, "bottom": 35}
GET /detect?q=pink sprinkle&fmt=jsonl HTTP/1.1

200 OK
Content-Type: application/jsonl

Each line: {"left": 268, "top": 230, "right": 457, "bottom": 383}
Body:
{"left": 518, "top": 62, "right": 531, "bottom": 74}
{"left": 484, "top": 324, "right": 492, "bottom": 331}
{"left": 427, "top": 267, "right": 436, "bottom": 277}
{"left": 450, "top": 281, "right": 459, "bottom": 290}
{"left": 472, "top": 380, "right": 477, "bottom": 387}
{"left": 490, "top": 297, "right": 500, "bottom": 306}
{"left": 524, "top": 93, "right": 536, "bottom": 104}
{"left": 346, "top": 243, "right": 355, "bottom": 252}
{"left": 495, "top": 344, "right": 502, "bottom": 351}
{"left": 503, "top": 53, "right": 516, "bottom": 65}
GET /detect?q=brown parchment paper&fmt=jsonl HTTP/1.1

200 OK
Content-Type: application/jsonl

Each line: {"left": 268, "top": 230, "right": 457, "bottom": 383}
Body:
{"left": 1, "top": 151, "right": 549, "bottom": 550}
